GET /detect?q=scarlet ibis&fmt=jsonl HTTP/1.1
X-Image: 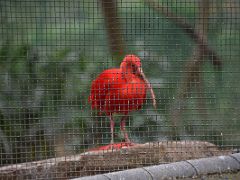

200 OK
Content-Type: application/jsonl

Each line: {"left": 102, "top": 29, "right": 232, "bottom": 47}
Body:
{"left": 89, "top": 54, "right": 156, "bottom": 145}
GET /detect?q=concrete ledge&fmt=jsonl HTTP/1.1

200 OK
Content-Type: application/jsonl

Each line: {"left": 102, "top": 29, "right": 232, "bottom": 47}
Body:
{"left": 74, "top": 153, "right": 240, "bottom": 180}
{"left": 144, "top": 161, "right": 197, "bottom": 179}
{"left": 187, "top": 154, "right": 240, "bottom": 175}
{"left": 230, "top": 153, "right": 240, "bottom": 163}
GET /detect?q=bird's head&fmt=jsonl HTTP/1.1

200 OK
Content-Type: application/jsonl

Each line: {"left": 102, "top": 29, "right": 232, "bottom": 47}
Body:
{"left": 120, "top": 54, "right": 157, "bottom": 109}
{"left": 121, "top": 54, "right": 141, "bottom": 68}
{"left": 120, "top": 54, "right": 142, "bottom": 76}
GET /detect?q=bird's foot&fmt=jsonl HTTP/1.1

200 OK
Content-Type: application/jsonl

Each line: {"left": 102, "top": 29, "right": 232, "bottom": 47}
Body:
{"left": 110, "top": 142, "right": 134, "bottom": 150}
{"left": 88, "top": 141, "right": 139, "bottom": 152}
{"left": 107, "top": 141, "right": 137, "bottom": 150}
{"left": 123, "top": 141, "right": 139, "bottom": 147}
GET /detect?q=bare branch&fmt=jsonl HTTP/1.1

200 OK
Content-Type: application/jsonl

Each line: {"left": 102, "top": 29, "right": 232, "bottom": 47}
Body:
{"left": 145, "top": 0, "right": 214, "bottom": 137}
{"left": 100, "top": 0, "right": 126, "bottom": 58}
{"left": 144, "top": 0, "right": 222, "bottom": 70}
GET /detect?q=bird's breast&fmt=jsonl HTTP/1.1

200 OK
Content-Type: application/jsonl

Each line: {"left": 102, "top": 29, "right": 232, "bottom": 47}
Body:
{"left": 104, "top": 78, "right": 147, "bottom": 114}
{"left": 122, "top": 80, "right": 146, "bottom": 97}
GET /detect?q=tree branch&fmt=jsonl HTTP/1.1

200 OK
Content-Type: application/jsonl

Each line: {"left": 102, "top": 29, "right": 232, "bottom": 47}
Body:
{"left": 144, "top": 0, "right": 222, "bottom": 70}
{"left": 100, "top": 0, "right": 126, "bottom": 58}
{"left": 145, "top": 0, "right": 217, "bottom": 137}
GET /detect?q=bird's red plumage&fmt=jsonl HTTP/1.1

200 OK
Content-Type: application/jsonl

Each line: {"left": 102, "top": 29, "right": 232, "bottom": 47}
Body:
{"left": 88, "top": 54, "right": 155, "bottom": 145}
{"left": 88, "top": 68, "right": 146, "bottom": 115}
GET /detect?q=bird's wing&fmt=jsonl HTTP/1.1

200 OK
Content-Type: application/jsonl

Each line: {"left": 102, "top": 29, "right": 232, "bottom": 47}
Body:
{"left": 103, "top": 78, "right": 147, "bottom": 114}
{"left": 89, "top": 68, "right": 122, "bottom": 112}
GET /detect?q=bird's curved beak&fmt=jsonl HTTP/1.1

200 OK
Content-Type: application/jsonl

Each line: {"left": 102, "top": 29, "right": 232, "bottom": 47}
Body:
{"left": 138, "top": 67, "right": 157, "bottom": 109}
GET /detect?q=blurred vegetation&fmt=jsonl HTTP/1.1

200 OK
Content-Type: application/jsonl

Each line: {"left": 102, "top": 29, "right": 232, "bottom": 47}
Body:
{"left": 0, "top": 0, "right": 239, "bottom": 165}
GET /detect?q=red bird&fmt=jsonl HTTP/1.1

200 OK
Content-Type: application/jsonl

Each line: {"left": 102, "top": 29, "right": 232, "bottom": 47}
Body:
{"left": 89, "top": 54, "right": 156, "bottom": 145}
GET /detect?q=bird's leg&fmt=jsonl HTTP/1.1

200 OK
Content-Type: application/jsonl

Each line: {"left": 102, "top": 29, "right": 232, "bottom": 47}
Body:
{"left": 120, "top": 116, "right": 131, "bottom": 144}
{"left": 109, "top": 114, "right": 115, "bottom": 145}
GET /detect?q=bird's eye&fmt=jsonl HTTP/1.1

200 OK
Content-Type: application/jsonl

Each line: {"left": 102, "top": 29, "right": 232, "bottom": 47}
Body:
{"left": 131, "top": 64, "right": 138, "bottom": 74}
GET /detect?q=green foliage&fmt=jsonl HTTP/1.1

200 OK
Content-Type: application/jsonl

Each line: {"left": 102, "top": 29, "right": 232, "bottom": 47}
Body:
{"left": 0, "top": 43, "right": 90, "bottom": 163}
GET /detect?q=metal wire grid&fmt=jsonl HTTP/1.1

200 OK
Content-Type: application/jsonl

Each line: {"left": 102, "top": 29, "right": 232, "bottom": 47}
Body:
{"left": 0, "top": 0, "right": 239, "bottom": 179}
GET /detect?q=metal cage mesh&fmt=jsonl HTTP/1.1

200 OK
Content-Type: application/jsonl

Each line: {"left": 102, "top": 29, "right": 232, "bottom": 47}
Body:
{"left": 0, "top": 0, "right": 239, "bottom": 179}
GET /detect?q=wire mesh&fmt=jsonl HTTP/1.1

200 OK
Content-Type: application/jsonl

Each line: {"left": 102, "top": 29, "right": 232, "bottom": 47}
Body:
{"left": 0, "top": 0, "right": 239, "bottom": 179}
